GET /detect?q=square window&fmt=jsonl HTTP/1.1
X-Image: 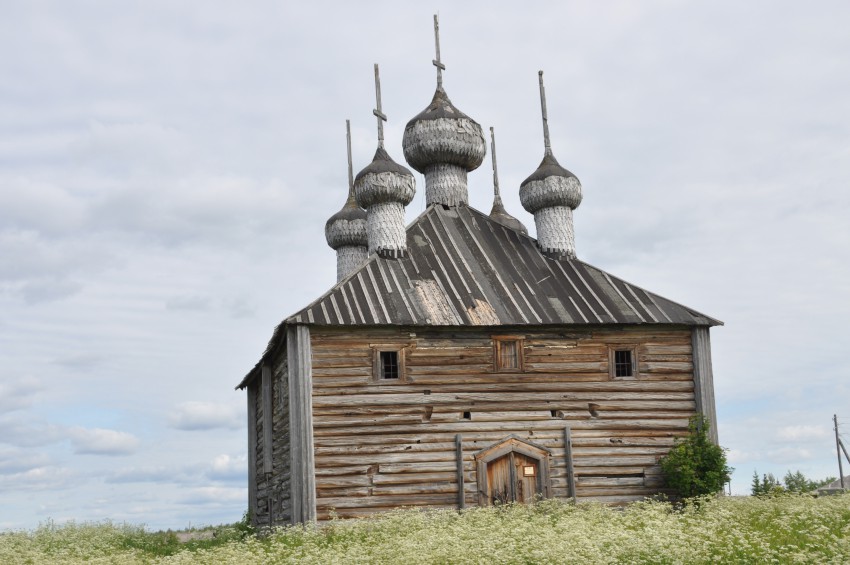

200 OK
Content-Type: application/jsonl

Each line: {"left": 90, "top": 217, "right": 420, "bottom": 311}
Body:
{"left": 614, "top": 350, "right": 632, "bottom": 377}
{"left": 493, "top": 337, "right": 524, "bottom": 372}
{"left": 609, "top": 347, "right": 638, "bottom": 379}
{"left": 371, "top": 345, "right": 407, "bottom": 382}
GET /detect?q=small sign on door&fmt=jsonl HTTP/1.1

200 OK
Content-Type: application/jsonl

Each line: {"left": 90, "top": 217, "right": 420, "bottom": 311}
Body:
{"left": 523, "top": 465, "right": 536, "bottom": 477}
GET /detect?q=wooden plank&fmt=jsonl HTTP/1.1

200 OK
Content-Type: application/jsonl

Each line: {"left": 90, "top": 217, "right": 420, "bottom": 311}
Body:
{"left": 312, "top": 391, "right": 695, "bottom": 408}
{"left": 379, "top": 461, "right": 456, "bottom": 474}
{"left": 564, "top": 426, "right": 576, "bottom": 502}
{"left": 692, "top": 327, "right": 718, "bottom": 444}
{"left": 311, "top": 379, "right": 696, "bottom": 395}
{"left": 247, "top": 382, "right": 258, "bottom": 523}
{"left": 288, "top": 324, "right": 316, "bottom": 524}
{"left": 455, "top": 434, "right": 465, "bottom": 509}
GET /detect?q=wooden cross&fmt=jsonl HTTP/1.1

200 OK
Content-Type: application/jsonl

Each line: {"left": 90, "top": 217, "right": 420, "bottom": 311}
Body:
{"left": 373, "top": 64, "right": 387, "bottom": 148}
{"left": 433, "top": 14, "right": 445, "bottom": 89}
{"left": 538, "top": 70, "right": 552, "bottom": 156}
{"left": 345, "top": 119, "right": 354, "bottom": 196}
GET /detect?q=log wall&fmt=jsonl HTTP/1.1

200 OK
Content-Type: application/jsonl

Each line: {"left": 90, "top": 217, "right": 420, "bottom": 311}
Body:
{"left": 309, "top": 325, "right": 697, "bottom": 520}
{"left": 251, "top": 353, "right": 292, "bottom": 527}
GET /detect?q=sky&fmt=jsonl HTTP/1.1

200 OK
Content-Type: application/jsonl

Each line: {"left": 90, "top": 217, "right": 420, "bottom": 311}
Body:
{"left": 1, "top": 0, "right": 849, "bottom": 530}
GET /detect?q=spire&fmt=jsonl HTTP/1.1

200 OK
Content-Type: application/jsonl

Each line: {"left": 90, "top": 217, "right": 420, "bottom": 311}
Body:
{"left": 325, "top": 120, "right": 368, "bottom": 282}
{"left": 488, "top": 127, "right": 527, "bottom": 234}
{"left": 403, "top": 14, "right": 485, "bottom": 208}
{"left": 355, "top": 64, "right": 416, "bottom": 257}
{"left": 433, "top": 14, "right": 445, "bottom": 90}
{"left": 538, "top": 70, "right": 553, "bottom": 157}
{"left": 520, "top": 71, "right": 582, "bottom": 258}
{"left": 373, "top": 64, "right": 386, "bottom": 149}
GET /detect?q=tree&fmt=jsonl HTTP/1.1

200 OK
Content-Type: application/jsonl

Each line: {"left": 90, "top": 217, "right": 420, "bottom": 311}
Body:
{"left": 660, "top": 415, "right": 732, "bottom": 498}
{"left": 751, "top": 470, "right": 836, "bottom": 496}
{"left": 751, "top": 471, "right": 783, "bottom": 496}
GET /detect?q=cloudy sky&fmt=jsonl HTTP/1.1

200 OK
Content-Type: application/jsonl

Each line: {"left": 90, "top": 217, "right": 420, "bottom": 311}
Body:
{"left": 2, "top": 0, "right": 849, "bottom": 530}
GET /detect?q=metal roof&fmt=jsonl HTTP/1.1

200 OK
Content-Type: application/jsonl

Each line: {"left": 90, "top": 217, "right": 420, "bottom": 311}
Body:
{"left": 288, "top": 205, "right": 721, "bottom": 328}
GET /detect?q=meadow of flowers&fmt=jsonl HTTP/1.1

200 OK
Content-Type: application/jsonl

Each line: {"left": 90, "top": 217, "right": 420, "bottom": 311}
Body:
{"left": 3, "top": 494, "right": 850, "bottom": 564}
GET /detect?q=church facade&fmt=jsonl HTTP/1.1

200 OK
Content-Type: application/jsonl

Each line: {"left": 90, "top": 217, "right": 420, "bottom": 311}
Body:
{"left": 236, "top": 18, "right": 720, "bottom": 527}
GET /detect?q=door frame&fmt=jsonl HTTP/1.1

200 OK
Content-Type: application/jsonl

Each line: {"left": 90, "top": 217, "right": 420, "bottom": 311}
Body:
{"left": 474, "top": 435, "right": 552, "bottom": 506}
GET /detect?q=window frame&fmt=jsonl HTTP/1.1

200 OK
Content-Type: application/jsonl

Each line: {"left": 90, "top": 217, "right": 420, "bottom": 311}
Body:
{"left": 608, "top": 345, "right": 639, "bottom": 379}
{"left": 370, "top": 344, "right": 408, "bottom": 383}
{"left": 493, "top": 336, "right": 525, "bottom": 373}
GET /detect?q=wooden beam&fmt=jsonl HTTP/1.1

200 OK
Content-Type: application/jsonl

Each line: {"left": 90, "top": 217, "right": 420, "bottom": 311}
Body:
{"left": 691, "top": 327, "right": 719, "bottom": 444}
{"left": 246, "top": 382, "right": 258, "bottom": 524}
{"left": 288, "top": 324, "right": 317, "bottom": 524}
{"left": 455, "top": 434, "right": 465, "bottom": 509}
{"left": 564, "top": 426, "right": 577, "bottom": 502}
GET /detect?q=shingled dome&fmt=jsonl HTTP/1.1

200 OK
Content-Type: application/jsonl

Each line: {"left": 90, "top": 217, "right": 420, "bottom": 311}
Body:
{"left": 519, "top": 152, "right": 582, "bottom": 214}
{"left": 324, "top": 195, "right": 367, "bottom": 250}
{"left": 402, "top": 87, "right": 486, "bottom": 174}
{"left": 354, "top": 146, "right": 415, "bottom": 209}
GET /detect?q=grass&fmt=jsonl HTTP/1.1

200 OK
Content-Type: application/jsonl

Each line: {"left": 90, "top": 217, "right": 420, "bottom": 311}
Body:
{"left": 3, "top": 495, "right": 850, "bottom": 563}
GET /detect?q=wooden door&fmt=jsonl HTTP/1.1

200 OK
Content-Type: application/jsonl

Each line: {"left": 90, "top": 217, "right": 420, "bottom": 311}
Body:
{"left": 486, "top": 451, "right": 541, "bottom": 504}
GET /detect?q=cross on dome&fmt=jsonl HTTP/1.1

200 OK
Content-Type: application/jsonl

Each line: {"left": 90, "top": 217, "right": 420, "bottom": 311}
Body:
{"left": 373, "top": 64, "right": 387, "bottom": 148}
{"left": 433, "top": 14, "right": 445, "bottom": 89}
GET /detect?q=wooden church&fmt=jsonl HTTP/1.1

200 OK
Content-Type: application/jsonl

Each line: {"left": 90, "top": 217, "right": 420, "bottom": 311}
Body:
{"left": 236, "top": 17, "right": 721, "bottom": 527}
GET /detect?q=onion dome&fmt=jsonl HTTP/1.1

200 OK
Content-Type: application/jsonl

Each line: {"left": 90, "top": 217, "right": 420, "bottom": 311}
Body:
{"left": 354, "top": 146, "right": 416, "bottom": 209}
{"left": 520, "top": 71, "right": 582, "bottom": 258}
{"left": 326, "top": 120, "right": 369, "bottom": 282}
{"left": 354, "top": 64, "right": 416, "bottom": 257}
{"left": 325, "top": 192, "right": 367, "bottom": 251}
{"left": 401, "top": 14, "right": 485, "bottom": 207}
{"left": 402, "top": 87, "right": 486, "bottom": 175}
{"left": 519, "top": 152, "right": 582, "bottom": 214}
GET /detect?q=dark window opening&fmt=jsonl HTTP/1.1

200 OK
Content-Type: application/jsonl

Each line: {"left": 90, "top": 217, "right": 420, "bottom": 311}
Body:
{"left": 614, "top": 350, "right": 633, "bottom": 377}
{"left": 463, "top": 411, "right": 472, "bottom": 420}
{"left": 380, "top": 351, "right": 399, "bottom": 379}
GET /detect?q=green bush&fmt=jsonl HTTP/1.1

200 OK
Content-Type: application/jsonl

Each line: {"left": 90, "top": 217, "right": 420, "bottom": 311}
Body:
{"left": 660, "top": 414, "right": 732, "bottom": 498}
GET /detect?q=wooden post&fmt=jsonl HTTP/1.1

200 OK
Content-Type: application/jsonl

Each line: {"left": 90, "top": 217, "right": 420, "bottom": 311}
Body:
{"left": 692, "top": 327, "right": 719, "bottom": 444}
{"left": 835, "top": 415, "right": 845, "bottom": 489}
{"left": 288, "top": 325, "right": 316, "bottom": 524}
{"left": 564, "top": 426, "right": 577, "bottom": 502}
{"left": 246, "top": 380, "right": 258, "bottom": 524}
{"left": 455, "top": 434, "right": 465, "bottom": 509}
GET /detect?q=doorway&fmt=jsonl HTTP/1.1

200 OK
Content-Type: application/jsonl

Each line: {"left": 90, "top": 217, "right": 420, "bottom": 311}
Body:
{"left": 475, "top": 436, "right": 551, "bottom": 506}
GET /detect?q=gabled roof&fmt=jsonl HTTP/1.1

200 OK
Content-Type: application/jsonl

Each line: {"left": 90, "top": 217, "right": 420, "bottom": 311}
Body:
{"left": 288, "top": 204, "right": 721, "bottom": 327}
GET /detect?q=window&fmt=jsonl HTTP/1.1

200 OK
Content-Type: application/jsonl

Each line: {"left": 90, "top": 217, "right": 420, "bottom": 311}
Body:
{"left": 380, "top": 351, "right": 399, "bottom": 379}
{"left": 493, "top": 337, "right": 524, "bottom": 372}
{"left": 609, "top": 346, "right": 638, "bottom": 379}
{"left": 371, "top": 345, "right": 407, "bottom": 382}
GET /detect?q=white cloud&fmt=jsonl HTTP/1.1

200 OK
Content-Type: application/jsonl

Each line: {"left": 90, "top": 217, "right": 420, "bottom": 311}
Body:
{"left": 207, "top": 454, "right": 245, "bottom": 482}
{"left": 766, "top": 447, "right": 816, "bottom": 464}
{"left": 68, "top": 427, "right": 140, "bottom": 456}
{"left": 0, "top": 465, "right": 77, "bottom": 492}
{"left": 169, "top": 402, "right": 241, "bottom": 431}
{"left": 777, "top": 425, "right": 830, "bottom": 442}
{"left": 0, "top": 448, "right": 51, "bottom": 475}
{"left": 0, "top": 376, "right": 43, "bottom": 413}
{"left": 180, "top": 486, "right": 245, "bottom": 505}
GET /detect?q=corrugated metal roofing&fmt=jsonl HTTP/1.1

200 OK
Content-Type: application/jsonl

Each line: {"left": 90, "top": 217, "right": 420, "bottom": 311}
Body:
{"left": 287, "top": 205, "right": 721, "bottom": 328}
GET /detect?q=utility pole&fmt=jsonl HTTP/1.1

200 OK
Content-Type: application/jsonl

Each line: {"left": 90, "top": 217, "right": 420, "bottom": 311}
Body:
{"left": 835, "top": 414, "right": 845, "bottom": 489}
